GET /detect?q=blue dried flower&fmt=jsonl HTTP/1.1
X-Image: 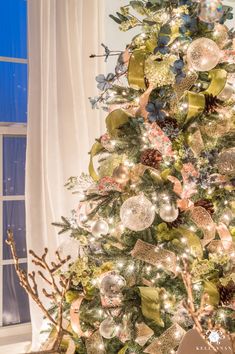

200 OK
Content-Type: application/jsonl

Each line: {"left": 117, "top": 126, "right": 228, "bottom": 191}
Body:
{"left": 180, "top": 14, "right": 197, "bottom": 34}
{"left": 171, "top": 59, "right": 186, "bottom": 83}
{"left": 179, "top": 0, "right": 192, "bottom": 5}
{"left": 96, "top": 73, "right": 115, "bottom": 91}
{"left": 146, "top": 100, "right": 166, "bottom": 123}
{"left": 154, "top": 36, "right": 170, "bottom": 55}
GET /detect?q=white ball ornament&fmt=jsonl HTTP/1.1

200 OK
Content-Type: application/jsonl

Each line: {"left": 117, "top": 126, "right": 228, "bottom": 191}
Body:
{"left": 100, "top": 273, "right": 126, "bottom": 298}
{"left": 187, "top": 38, "right": 221, "bottom": 72}
{"left": 99, "top": 317, "right": 121, "bottom": 339}
{"left": 120, "top": 195, "right": 155, "bottom": 231}
{"left": 91, "top": 219, "right": 109, "bottom": 237}
{"left": 159, "top": 203, "right": 179, "bottom": 223}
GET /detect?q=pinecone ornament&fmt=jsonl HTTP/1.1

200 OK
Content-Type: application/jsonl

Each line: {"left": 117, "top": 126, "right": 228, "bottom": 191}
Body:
{"left": 168, "top": 211, "right": 185, "bottom": 228}
{"left": 194, "top": 199, "right": 214, "bottom": 215}
{"left": 157, "top": 117, "right": 179, "bottom": 140}
{"left": 204, "top": 94, "right": 221, "bottom": 114}
{"left": 140, "top": 149, "right": 162, "bottom": 169}
{"left": 219, "top": 282, "right": 235, "bottom": 306}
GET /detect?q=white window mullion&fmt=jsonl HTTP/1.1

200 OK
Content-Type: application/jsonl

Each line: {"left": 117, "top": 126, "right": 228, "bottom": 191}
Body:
{"left": 0, "top": 134, "right": 3, "bottom": 327}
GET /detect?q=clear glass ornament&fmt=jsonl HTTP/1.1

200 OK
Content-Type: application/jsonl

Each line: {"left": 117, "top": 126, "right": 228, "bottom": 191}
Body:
{"left": 91, "top": 219, "right": 109, "bottom": 237}
{"left": 199, "top": 0, "right": 223, "bottom": 23}
{"left": 99, "top": 317, "right": 121, "bottom": 339}
{"left": 159, "top": 203, "right": 179, "bottom": 223}
{"left": 100, "top": 273, "right": 126, "bottom": 298}
{"left": 120, "top": 195, "right": 155, "bottom": 231}
{"left": 187, "top": 38, "right": 221, "bottom": 72}
{"left": 217, "top": 148, "right": 235, "bottom": 176}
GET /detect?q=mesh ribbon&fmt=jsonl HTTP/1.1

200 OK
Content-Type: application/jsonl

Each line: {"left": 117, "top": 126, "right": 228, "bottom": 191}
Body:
{"left": 135, "top": 322, "right": 154, "bottom": 347}
{"left": 144, "top": 324, "right": 186, "bottom": 354}
{"left": 131, "top": 239, "right": 177, "bottom": 274}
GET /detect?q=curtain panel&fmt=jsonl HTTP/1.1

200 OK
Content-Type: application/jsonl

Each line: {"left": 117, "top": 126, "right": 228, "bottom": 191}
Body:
{"left": 26, "top": 0, "right": 105, "bottom": 348}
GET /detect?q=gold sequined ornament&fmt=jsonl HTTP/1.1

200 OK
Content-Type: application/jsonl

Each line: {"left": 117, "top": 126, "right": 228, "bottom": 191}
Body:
{"left": 174, "top": 69, "right": 198, "bottom": 99}
{"left": 212, "top": 24, "right": 229, "bottom": 49}
{"left": 217, "top": 148, "right": 235, "bottom": 176}
{"left": 145, "top": 54, "right": 177, "bottom": 88}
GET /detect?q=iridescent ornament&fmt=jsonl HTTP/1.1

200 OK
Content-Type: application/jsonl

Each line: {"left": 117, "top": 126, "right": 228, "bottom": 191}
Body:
{"left": 112, "top": 163, "right": 130, "bottom": 184}
{"left": 120, "top": 195, "right": 155, "bottom": 231}
{"left": 99, "top": 317, "right": 121, "bottom": 339}
{"left": 199, "top": 0, "right": 223, "bottom": 24}
{"left": 91, "top": 220, "right": 109, "bottom": 237}
{"left": 217, "top": 148, "right": 235, "bottom": 176}
{"left": 100, "top": 273, "right": 126, "bottom": 298}
{"left": 187, "top": 38, "right": 221, "bottom": 72}
{"left": 217, "top": 84, "right": 234, "bottom": 101}
{"left": 159, "top": 202, "right": 179, "bottom": 223}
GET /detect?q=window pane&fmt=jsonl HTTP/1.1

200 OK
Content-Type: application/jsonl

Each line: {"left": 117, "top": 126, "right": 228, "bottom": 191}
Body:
{"left": 3, "top": 136, "right": 26, "bottom": 196}
{"left": 3, "top": 200, "right": 26, "bottom": 260}
{"left": 0, "top": 62, "right": 27, "bottom": 122}
{"left": 0, "top": 0, "right": 27, "bottom": 59}
{"left": 3, "top": 263, "right": 30, "bottom": 326}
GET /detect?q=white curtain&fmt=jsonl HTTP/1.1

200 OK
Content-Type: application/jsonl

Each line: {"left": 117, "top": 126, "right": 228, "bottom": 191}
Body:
{"left": 26, "top": 0, "right": 105, "bottom": 348}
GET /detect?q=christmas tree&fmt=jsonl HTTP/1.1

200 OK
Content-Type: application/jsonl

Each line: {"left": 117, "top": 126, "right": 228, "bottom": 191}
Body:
{"left": 8, "top": 0, "right": 235, "bottom": 353}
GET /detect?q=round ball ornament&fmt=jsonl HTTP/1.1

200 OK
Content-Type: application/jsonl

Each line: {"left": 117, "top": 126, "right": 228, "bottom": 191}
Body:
{"left": 199, "top": 0, "right": 223, "bottom": 24}
{"left": 100, "top": 273, "right": 126, "bottom": 298}
{"left": 187, "top": 38, "right": 221, "bottom": 72}
{"left": 159, "top": 203, "right": 179, "bottom": 223}
{"left": 217, "top": 148, "right": 235, "bottom": 176}
{"left": 99, "top": 317, "right": 121, "bottom": 339}
{"left": 91, "top": 219, "right": 109, "bottom": 237}
{"left": 120, "top": 195, "right": 155, "bottom": 231}
{"left": 217, "top": 84, "right": 234, "bottom": 101}
{"left": 112, "top": 163, "right": 130, "bottom": 184}
{"left": 213, "top": 24, "right": 229, "bottom": 49}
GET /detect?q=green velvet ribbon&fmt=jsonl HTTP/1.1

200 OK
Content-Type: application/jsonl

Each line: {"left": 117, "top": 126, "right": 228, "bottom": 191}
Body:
{"left": 204, "top": 281, "right": 220, "bottom": 306}
{"left": 139, "top": 287, "right": 164, "bottom": 327}
{"left": 185, "top": 69, "right": 228, "bottom": 122}
{"left": 178, "top": 228, "right": 203, "bottom": 259}
{"left": 89, "top": 109, "right": 130, "bottom": 181}
{"left": 88, "top": 141, "right": 103, "bottom": 181}
{"left": 128, "top": 49, "right": 146, "bottom": 90}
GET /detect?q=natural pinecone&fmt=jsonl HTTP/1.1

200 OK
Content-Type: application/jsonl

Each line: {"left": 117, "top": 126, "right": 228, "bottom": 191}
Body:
{"left": 219, "top": 282, "right": 235, "bottom": 305}
{"left": 204, "top": 94, "right": 221, "bottom": 114}
{"left": 168, "top": 211, "right": 185, "bottom": 228}
{"left": 194, "top": 199, "right": 214, "bottom": 215}
{"left": 140, "top": 149, "right": 162, "bottom": 169}
{"left": 158, "top": 116, "right": 178, "bottom": 130}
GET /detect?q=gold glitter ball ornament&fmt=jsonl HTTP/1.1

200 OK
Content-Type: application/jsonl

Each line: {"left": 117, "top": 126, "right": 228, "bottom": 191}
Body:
{"left": 187, "top": 38, "right": 221, "bottom": 72}
{"left": 217, "top": 148, "right": 235, "bottom": 176}
{"left": 120, "top": 195, "right": 155, "bottom": 231}
{"left": 145, "top": 54, "right": 177, "bottom": 88}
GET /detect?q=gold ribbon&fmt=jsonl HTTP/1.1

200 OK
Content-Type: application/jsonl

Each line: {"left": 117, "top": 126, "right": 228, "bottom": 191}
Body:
{"left": 128, "top": 49, "right": 146, "bottom": 90}
{"left": 203, "top": 280, "right": 220, "bottom": 306}
{"left": 190, "top": 206, "right": 216, "bottom": 247}
{"left": 188, "top": 129, "right": 204, "bottom": 157}
{"left": 70, "top": 296, "right": 92, "bottom": 338}
{"left": 131, "top": 239, "right": 177, "bottom": 275}
{"left": 88, "top": 141, "right": 103, "bottom": 181}
{"left": 185, "top": 91, "right": 205, "bottom": 121}
{"left": 135, "top": 322, "right": 154, "bottom": 347}
{"left": 118, "top": 344, "right": 129, "bottom": 354}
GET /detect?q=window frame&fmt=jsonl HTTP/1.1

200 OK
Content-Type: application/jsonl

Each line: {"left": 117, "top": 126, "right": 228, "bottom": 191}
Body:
{"left": 0, "top": 123, "right": 30, "bottom": 343}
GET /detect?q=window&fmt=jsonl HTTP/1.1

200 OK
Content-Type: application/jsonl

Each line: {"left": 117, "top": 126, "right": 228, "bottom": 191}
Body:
{"left": 0, "top": 0, "right": 31, "bottom": 346}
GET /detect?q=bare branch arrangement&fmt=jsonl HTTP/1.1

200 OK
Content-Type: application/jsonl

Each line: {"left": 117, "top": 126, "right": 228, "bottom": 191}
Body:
{"left": 6, "top": 230, "right": 72, "bottom": 354}
{"left": 181, "top": 258, "right": 234, "bottom": 354}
